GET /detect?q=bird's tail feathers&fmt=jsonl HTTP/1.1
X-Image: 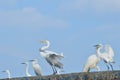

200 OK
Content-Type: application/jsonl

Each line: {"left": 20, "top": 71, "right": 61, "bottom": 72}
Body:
{"left": 60, "top": 53, "right": 64, "bottom": 57}
{"left": 55, "top": 62, "right": 63, "bottom": 69}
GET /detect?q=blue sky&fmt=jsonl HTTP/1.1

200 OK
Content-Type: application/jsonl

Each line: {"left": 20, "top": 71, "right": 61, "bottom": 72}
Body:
{"left": 0, "top": 0, "right": 120, "bottom": 79}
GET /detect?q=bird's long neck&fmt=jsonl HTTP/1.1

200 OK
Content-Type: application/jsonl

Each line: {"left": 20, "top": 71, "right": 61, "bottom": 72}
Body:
{"left": 96, "top": 47, "right": 102, "bottom": 57}
{"left": 41, "top": 42, "right": 50, "bottom": 50}
{"left": 7, "top": 71, "right": 11, "bottom": 79}
{"left": 40, "top": 51, "right": 48, "bottom": 58}
{"left": 26, "top": 63, "right": 30, "bottom": 76}
{"left": 40, "top": 41, "right": 50, "bottom": 58}
{"left": 32, "top": 61, "right": 37, "bottom": 66}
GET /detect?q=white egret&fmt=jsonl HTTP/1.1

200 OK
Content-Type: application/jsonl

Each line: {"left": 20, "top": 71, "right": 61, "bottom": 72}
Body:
{"left": 21, "top": 62, "right": 32, "bottom": 77}
{"left": 95, "top": 44, "right": 115, "bottom": 70}
{"left": 29, "top": 59, "right": 42, "bottom": 76}
{"left": 39, "top": 40, "right": 64, "bottom": 75}
{"left": 2, "top": 70, "right": 11, "bottom": 79}
{"left": 83, "top": 55, "right": 100, "bottom": 72}
{"left": 82, "top": 44, "right": 102, "bottom": 72}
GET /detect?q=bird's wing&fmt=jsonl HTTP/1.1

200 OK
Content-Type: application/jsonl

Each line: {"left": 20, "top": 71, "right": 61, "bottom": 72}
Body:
{"left": 33, "top": 64, "right": 42, "bottom": 76}
{"left": 105, "top": 45, "right": 114, "bottom": 57}
{"left": 44, "top": 53, "right": 63, "bottom": 68}
{"left": 54, "top": 61, "right": 63, "bottom": 68}
{"left": 50, "top": 53, "right": 62, "bottom": 61}
{"left": 45, "top": 50, "right": 64, "bottom": 59}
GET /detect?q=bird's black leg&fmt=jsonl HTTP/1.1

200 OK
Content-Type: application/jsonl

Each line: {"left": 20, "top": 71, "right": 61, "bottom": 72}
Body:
{"left": 88, "top": 68, "right": 90, "bottom": 72}
{"left": 54, "top": 66, "right": 57, "bottom": 74}
{"left": 106, "top": 63, "right": 109, "bottom": 71}
{"left": 51, "top": 66, "right": 56, "bottom": 75}
{"left": 52, "top": 66, "right": 57, "bottom": 75}
{"left": 109, "top": 63, "right": 113, "bottom": 71}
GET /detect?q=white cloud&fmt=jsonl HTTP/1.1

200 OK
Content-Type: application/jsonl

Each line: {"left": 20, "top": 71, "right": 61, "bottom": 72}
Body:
{"left": 0, "top": 7, "right": 67, "bottom": 28}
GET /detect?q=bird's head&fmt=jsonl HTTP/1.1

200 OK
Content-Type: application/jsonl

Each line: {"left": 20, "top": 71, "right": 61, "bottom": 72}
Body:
{"left": 2, "top": 70, "right": 9, "bottom": 73}
{"left": 21, "top": 62, "right": 28, "bottom": 65}
{"left": 94, "top": 44, "right": 102, "bottom": 49}
{"left": 40, "top": 40, "right": 49, "bottom": 44}
{"left": 29, "top": 59, "right": 38, "bottom": 62}
{"left": 2, "top": 70, "right": 6, "bottom": 72}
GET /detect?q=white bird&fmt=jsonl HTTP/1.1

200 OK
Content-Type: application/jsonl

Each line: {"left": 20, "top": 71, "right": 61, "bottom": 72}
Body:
{"left": 2, "top": 70, "right": 11, "bottom": 79}
{"left": 82, "top": 45, "right": 101, "bottom": 72}
{"left": 21, "top": 62, "right": 32, "bottom": 77}
{"left": 95, "top": 44, "right": 115, "bottom": 70}
{"left": 39, "top": 40, "right": 64, "bottom": 75}
{"left": 29, "top": 59, "right": 42, "bottom": 76}
{"left": 83, "top": 55, "right": 100, "bottom": 72}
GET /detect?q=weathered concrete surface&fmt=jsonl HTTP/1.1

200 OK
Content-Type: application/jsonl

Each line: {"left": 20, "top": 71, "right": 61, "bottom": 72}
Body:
{"left": 1, "top": 70, "right": 120, "bottom": 80}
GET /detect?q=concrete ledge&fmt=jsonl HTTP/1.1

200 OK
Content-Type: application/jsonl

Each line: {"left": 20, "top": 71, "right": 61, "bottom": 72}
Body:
{"left": 1, "top": 70, "right": 120, "bottom": 80}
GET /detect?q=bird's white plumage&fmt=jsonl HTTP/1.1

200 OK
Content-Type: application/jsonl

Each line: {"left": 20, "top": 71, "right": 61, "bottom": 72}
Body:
{"left": 2, "top": 70, "right": 11, "bottom": 79}
{"left": 30, "top": 59, "right": 42, "bottom": 76}
{"left": 105, "top": 45, "right": 114, "bottom": 58}
{"left": 45, "top": 50, "right": 64, "bottom": 58}
{"left": 40, "top": 40, "right": 64, "bottom": 74}
{"left": 82, "top": 44, "right": 102, "bottom": 72}
{"left": 83, "top": 54, "right": 100, "bottom": 72}
{"left": 21, "top": 62, "right": 32, "bottom": 77}
{"left": 43, "top": 50, "right": 64, "bottom": 61}
{"left": 95, "top": 44, "right": 115, "bottom": 70}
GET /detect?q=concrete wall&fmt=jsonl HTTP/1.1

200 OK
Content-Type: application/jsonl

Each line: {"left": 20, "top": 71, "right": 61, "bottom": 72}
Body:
{"left": 1, "top": 70, "right": 120, "bottom": 80}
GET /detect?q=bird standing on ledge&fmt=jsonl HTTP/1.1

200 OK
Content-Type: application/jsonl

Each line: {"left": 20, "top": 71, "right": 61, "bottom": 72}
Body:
{"left": 39, "top": 40, "right": 64, "bottom": 75}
